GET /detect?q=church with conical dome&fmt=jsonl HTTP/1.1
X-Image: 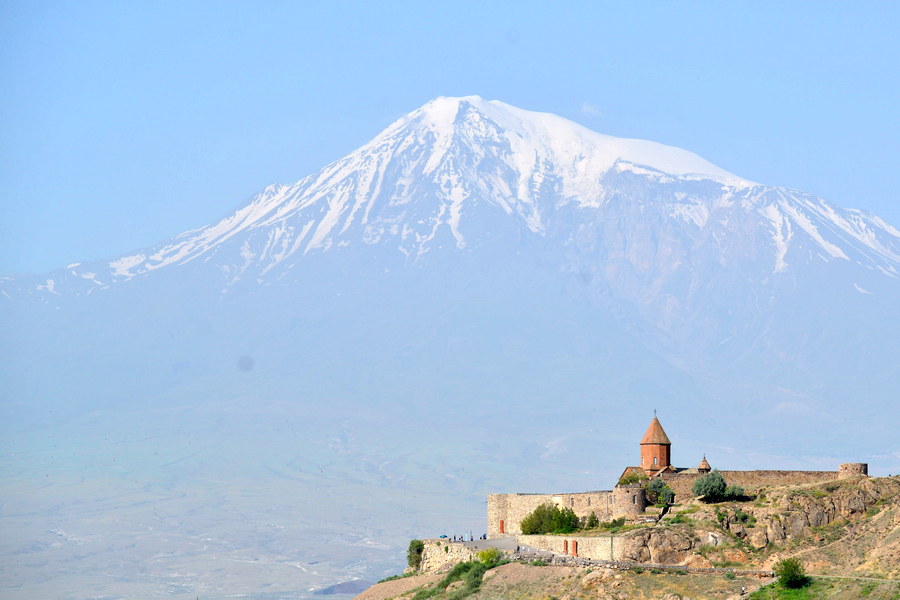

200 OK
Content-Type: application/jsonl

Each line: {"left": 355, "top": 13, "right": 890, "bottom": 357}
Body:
{"left": 617, "top": 414, "right": 715, "bottom": 482}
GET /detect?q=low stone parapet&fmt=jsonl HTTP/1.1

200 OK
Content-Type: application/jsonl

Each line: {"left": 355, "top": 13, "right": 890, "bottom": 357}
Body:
{"left": 518, "top": 534, "right": 621, "bottom": 561}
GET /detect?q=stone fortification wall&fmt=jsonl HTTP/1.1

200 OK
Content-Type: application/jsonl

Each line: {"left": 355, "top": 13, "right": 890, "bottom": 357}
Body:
{"left": 839, "top": 463, "right": 868, "bottom": 477}
{"left": 660, "top": 470, "right": 842, "bottom": 500}
{"left": 488, "top": 485, "right": 645, "bottom": 538}
{"left": 417, "top": 539, "right": 476, "bottom": 573}
{"left": 519, "top": 534, "right": 623, "bottom": 561}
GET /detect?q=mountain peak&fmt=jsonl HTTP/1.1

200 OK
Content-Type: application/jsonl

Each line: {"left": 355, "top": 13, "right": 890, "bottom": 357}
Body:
{"left": 381, "top": 96, "right": 753, "bottom": 188}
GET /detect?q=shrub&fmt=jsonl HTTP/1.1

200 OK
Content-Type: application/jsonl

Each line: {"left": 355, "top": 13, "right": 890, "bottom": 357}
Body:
{"left": 733, "top": 508, "right": 757, "bottom": 527}
{"left": 476, "top": 548, "right": 501, "bottom": 567}
{"left": 520, "top": 503, "right": 580, "bottom": 534}
{"left": 596, "top": 517, "right": 626, "bottom": 531}
{"left": 725, "top": 571, "right": 736, "bottom": 580}
{"left": 586, "top": 511, "right": 599, "bottom": 529}
{"left": 692, "top": 469, "right": 727, "bottom": 502}
{"left": 440, "top": 561, "right": 485, "bottom": 589}
{"left": 725, "top": 485, "right": 746, "bottom": 500}
{"left": 667, "top": 513, "right": 690, "bottom": 525}
{"left": 658, "top": 486, "right": 675, "bottom": 505}
{"left": 774, "top": 557, "right": 809, "bottom": 589}
{"left": 407, "top": 539, "right": 425, "bottom": 570}
{"left": 530, "top": 559, "right": 548, "bottom": 566}
{"left": 619, "top": 471, "right": 648, "bottom": 486}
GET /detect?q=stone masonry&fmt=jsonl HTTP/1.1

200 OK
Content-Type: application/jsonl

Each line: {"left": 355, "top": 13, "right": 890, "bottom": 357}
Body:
{"left": 488, "top": 484, "right": 644, "bottom": 537}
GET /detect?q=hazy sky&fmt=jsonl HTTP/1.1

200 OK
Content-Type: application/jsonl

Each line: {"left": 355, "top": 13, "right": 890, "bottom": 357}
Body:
{"left": 2, "top": 1, "right": 898, "bottom": 274}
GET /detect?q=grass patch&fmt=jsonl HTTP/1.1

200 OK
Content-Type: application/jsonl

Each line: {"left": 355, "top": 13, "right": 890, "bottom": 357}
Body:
{"left": 734, "top": 507, "right": 757, "bottom": 527}
{"left": 792, "top": 489, "right": 829, "bottom": 500}
{"left": 749, "top": 578, "right": 900, "bottom": 599}
{"left": 866, "top": 498, "right": 889, "bottom": 517}
{"left": 666, "top": 513, "right": 694, "bottom": 525}
{"left": 712, "top": 560, "right": 742, "bottom": 568}
{"left": 749, "top": 583, "right": 814, "bottom": 599}
{"left": 675, "top": 505, "right": 701, "bottom": 514}
{"left": 411, "top": 561, "right": 487, "bottom": 600}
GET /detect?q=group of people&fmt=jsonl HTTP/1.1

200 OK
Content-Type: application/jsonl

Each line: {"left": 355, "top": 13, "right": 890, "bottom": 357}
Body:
{"left": 447, "top": 533, "right": 487, "bottom": 541}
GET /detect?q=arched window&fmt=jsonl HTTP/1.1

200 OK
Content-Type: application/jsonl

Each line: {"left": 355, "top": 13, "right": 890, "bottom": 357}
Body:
{"left": 653, "top": 457, "right": 658, "bottom": 466}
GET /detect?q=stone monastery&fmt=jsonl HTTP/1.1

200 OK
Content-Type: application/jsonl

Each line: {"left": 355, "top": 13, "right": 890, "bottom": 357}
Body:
{"left": 487, "top": 415, "right": 868, "bottom": 537}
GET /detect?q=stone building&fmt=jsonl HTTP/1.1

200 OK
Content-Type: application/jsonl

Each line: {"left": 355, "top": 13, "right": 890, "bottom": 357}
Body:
{"left": 487, "top": 415, "right": 868, "bottom": 539}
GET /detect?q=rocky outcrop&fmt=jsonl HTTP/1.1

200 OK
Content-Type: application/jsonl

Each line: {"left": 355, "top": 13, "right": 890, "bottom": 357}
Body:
{"left": 605, "top": 477, "right": 900, "bottom": 568}
{"left": 698, "top": 476, "right": 900, "bottom": 550}
{"left": 619, "top": 528, "right": 697, "bottom": 563}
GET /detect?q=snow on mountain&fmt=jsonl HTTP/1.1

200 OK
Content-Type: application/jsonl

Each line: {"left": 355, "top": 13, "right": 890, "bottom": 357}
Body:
{"left": 6, "top": 95, "right": 897, "bottom": 301}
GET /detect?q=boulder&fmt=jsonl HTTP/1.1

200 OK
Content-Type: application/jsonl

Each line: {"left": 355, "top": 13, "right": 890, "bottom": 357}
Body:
{"left": 681, "top": 553, "right": 713, "bottom": 568}
{"left": 580, "top": 569, "right": 614, "bottom": 589}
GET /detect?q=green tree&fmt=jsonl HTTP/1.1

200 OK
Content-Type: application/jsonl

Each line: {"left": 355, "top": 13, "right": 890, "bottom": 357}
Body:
{"left": 692, "top": 469, "right": 727, "bottom": 502}
{"left": 407, "top": 539, "right": 425, "bottom": 570}
{"left": 774, "top": 557, "right": 809, "bottom": 588}
{"left": 586, "top": 511, "right": 599, "bottom": 529}
{"left": 646, "top": 478, "right": 675, "bottom": 505}
{"left": 520, "top": 503, "right": 580, "bottom": 534}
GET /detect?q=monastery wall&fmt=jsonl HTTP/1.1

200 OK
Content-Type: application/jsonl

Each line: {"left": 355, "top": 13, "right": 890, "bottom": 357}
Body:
{"left": 660, "top": 470, "right": 842, "bottom": 500}
{"left": 488, "top": 485, "right": 645, "bottom": 538}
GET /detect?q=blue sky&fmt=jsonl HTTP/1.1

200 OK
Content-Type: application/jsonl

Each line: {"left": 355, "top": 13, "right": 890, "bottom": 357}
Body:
{"left": 2, "top": 1, "right": 898, "bottom": 274}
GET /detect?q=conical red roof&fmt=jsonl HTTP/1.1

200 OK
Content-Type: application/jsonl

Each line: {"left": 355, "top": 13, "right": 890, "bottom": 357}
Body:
{"left": 640, "top": 416, "right": 671, "bottom": 445}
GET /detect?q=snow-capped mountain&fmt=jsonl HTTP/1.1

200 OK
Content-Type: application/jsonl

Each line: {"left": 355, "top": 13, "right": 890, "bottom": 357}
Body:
{"left": 2, "top": 97, "right": 898, "bottom": 600}
{"left": 7, "top": 96, "right": 898, "bottom": 299}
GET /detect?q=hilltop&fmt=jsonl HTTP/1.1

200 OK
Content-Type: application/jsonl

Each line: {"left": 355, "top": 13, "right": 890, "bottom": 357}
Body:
{"left": 358, "top": 476, "right": 900, "bottom": 600}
